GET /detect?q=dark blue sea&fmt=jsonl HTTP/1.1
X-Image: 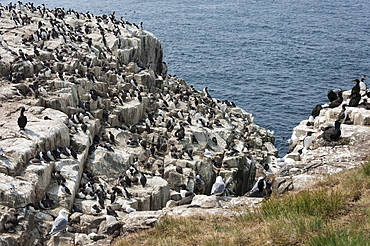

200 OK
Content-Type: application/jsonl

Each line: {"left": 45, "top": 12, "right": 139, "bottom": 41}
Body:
{"left": 2, "top": 0, "right": 369, "bottom": 155}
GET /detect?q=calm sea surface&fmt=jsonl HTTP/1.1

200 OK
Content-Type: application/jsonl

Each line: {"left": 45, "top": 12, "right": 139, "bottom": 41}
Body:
{"left": 2, "top": 0, "right": 369, "bottom": 155}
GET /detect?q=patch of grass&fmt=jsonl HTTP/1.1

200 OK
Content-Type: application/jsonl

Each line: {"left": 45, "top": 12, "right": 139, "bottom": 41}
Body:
{"left": 308, "top": 228, "right": 370, "bottom": 246}
{"left": 260, "top": 188, "right": 345, "bottom": 219}
{"left": 361, "top": 161, "right": 370, "bottom": 176}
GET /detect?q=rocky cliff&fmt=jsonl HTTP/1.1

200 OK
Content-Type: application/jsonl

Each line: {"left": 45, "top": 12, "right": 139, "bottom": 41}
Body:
{"left": 0, "top": 2, "right": 277, "bottom": 245}
{"left": 273, "top": 89, "right": 370, "bottom": 193}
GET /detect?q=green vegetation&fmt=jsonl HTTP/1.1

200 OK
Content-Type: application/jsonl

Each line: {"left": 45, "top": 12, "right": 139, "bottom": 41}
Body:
{"left": 115, "top": 161, "right": 370, "bottom": 246}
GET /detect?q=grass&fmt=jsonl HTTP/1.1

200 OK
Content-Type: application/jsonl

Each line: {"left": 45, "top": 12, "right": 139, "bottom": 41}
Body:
{"left": 309, "top": 229, "right": 370, "bottom": 246}
{"left": 115, "top": 161, "right": 370, "bottom": 246}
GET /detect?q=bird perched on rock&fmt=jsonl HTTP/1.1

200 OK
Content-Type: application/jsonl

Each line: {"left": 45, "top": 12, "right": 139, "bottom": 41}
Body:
{"left": 122, "top": 187, "right": 132, "bottom": 199}
{"left": 175, "top": 123, "right": 185, "bottom": 140}
{"left": 81, "top": 122, "right": 88, "bottom": 133}
{"left": 211, "top": 136, "right": 218, "bottom": 146}
{"left": 211, "top": 176, "right": 225, "bottom": 196}
{"left": 39, "top": 194, "right": 53, "bottom": 209}
{"left": 327, "top": 89, "right": 340, "bottom": 102}
{"left": 263, "top": 177, "right": 274, "bottom": 198}
{"left": 286, "top": 131, "right": 298, "bottom": 151}
{"left": 337, "top": 104, "right": 348, "bottom": 122}
{"left": 360, "top": 75, "right": 367, "bottom": 96}
{"left": 311, "top": 104, "right": 323, "bottom": 119}
{"left": 106, "top": 206, "right": 118, "bottom": 217}
{"left": 247, "top": 177, "right": 266, "bottom": 197}
{"left": 351, "top": 79, "right": 360, "bottom": 96}
{"left": 109, "top": 190, "right": 117, "bottom": 204}
{"left": 105, "top": 215, "right": 117, "bottom": 225}
{"left": 52, "top": 170, "right": 66, "bottom": 185}
{"left": 149, "top": 144, "right": 156, "bottom": 157}
{"left": 49, "top": 209, "right": 70, "bottom": 235}
{"left": 224, "top": 177, "right": 233, "bottom": 189}
{"left": 61, "top": 183, "right": 72, "bottom": 196}
{"left": 139, "top": 172, "right": 147, "bottom": 187}
{"left": 67, "top": 147, "right": 78, "bottom": 159}
{"left": 247, "top": 176, "right": 274, "bottom": 198}
{"left": 122, "top": 202, "right": 136, "bottom": 213}
{"left": 349, "top": 91, "right": 361, "bottom": 107}
{"left": 91, "top": 204, "right": 102, "bottom": 215}
{"left": 176, "top": 192, "right": 195, "bottom": 206}
{"left": 18, "top": 106, "right": 27, "bottom": 130}
{"left": 322, "top": 119, "right": 342, "bottom": 141}
{"left": 328, "top": 91, "right": 343, "bottom": 108}
{"left": 358, "top": 99, "right": 370, "bottom": 110}
{"left": 97, "top": 192, "right": 105, "bottom": 209}
{"left": 108, "top": 131, "right": 116, "bottom": 145}
{"left": 303, "top": 131, "right": 314, "bottom": 152}
{"left": 194, "top": 175, "right": 206, "bottom": 194}
{"left": 139, "top": 139, "right": 147, "bottom": 149}
{"left": 175, "top": 165, "right": 183, "bottom": 174}
{"left": 203, "top": 86, "right": 212, "bottom": 98}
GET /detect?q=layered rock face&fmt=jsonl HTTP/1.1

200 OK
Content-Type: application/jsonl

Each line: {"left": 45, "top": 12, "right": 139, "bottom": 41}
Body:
{"left": 0, "top": 2, "right": 276, "bottom": 245}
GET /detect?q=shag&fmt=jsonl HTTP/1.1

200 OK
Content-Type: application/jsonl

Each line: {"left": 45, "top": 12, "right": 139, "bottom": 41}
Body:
{"left": 337, "top": 104, "right": 348, "bottom": 122}
{"left": 311, "top": 104, "right": 323, "bottom": 118}
{"left": 351, "top": 79, "right": 360, "bottom": 96}
{"left": 322, "top": 119, "right": 342, "bottom": 141}
{"left": 349, "top": 91, "right": 361, "bottom": 107}
{"left": 327, "top": 90, "right": 338, "bottom": 102}
{"left": 328, "top": 91, "right": 343, "bottom": 108}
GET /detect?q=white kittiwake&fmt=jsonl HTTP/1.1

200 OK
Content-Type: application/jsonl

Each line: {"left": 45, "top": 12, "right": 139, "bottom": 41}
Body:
{"left": 49, "top": 209, "right": 70, "bottom": 235}
{"left": 211, "top": 176, "right": 225, "bottom": 196}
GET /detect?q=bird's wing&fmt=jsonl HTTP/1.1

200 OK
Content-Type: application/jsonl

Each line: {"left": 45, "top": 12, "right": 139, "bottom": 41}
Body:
{"left": 50, "top": 216, "right": 67, "bottom": 234}
{"left": 211, "top": 182, "right": 225, "bottom": 195}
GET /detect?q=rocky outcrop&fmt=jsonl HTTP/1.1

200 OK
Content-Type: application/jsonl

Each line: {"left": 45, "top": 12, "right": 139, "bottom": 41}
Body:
{"left": 0, "top": 2, "right": 276, "bottom": 245}
{"left": 273, "top": 88, "right": 370, "bottom": 193}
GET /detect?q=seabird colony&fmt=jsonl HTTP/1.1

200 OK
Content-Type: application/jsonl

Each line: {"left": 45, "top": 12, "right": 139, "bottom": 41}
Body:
{"left": 0, "top": 2, "right": 277, "bottom": 244}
